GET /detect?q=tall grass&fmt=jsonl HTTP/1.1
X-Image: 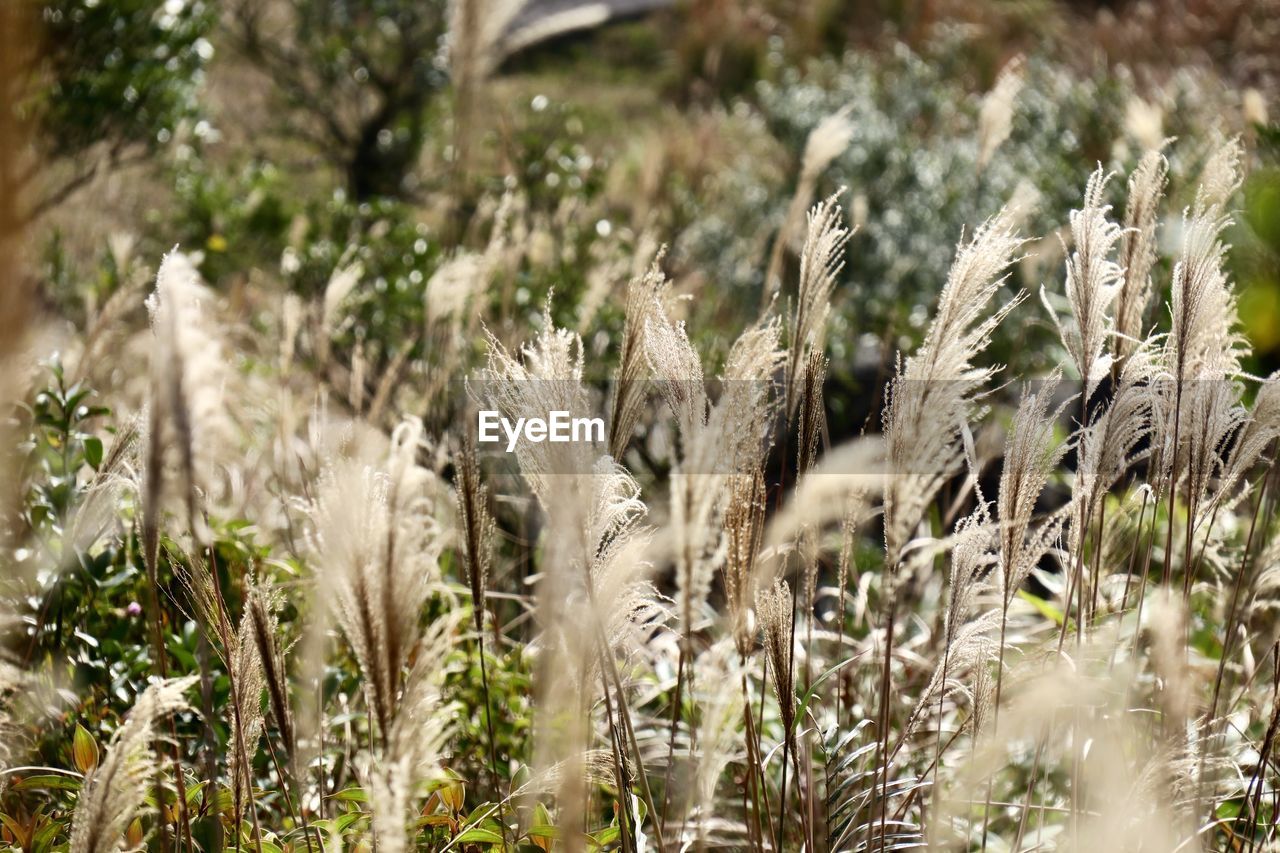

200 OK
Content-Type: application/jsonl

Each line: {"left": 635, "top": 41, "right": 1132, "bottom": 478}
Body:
{"left": 5, "top": 129, "right": 1280, "bottom": 853}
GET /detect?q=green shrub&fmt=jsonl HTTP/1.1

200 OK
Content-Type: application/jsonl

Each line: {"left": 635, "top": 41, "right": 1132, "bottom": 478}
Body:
{"left": 678, "top": 40, "right": 1222, "bottom": 374}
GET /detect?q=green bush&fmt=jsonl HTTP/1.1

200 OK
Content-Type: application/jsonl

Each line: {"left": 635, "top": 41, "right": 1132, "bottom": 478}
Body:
{"left": 168, "top": 157, "right": 297, "bottom": 286}
{"left": 678, "top": 40, "right": 1222, "bottom": 374}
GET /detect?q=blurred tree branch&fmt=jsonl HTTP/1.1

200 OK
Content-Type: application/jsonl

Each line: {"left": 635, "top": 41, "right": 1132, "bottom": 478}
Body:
{"left": 9, "top": 0, "right": 214, "bottom": 225}
{"left": 226, "top": 0, "right": 449, "bottom": 201}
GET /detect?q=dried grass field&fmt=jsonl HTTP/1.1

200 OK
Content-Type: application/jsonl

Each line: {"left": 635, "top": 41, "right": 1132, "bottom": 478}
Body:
{"left": 4, "top": 0, "right": 1280, "bottom": 850}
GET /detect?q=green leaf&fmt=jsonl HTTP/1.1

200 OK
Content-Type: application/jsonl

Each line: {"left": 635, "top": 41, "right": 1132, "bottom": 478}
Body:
{"left": 12, "top": 774, "right": 82, "bottom": 792}
{"left": 1017, "top": 589, "right": 1068, "bottom": 628}
{"left": 73, "top": 722, "right": 100, "bottom": 773}
{"left": 0, "top": 814, "right": 30, "bottom": 848}
{"left": 185, "top": 780, "right": 208, "bottom": 807}
{"left": 331, "top": 786, "right": 368, "bottom": 803}
{"left": 454, "top": 826, "right": 503, "bottom": 845}
{"left": 335, "top": 811, "right": 365, "bottom": 833}
{"left": 462, "top": 807, "right": 499, "bottom": 827}
{"left": 193, "top": 815, "right": 223, "bottom": 853}
{"left": 32, "top": 819, "right": 61, "bottom": 853}
{"left": 83, "top": 436, "right": 103, "bottom": 469}
{"left": 797, "top": 653, "right": 862, "bottom": 731}
{"left": 592, "top": 825, "right": 620, "bottom": 846}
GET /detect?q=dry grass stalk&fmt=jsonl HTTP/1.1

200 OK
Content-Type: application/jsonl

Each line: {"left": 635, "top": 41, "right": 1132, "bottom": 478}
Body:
{"left": 456, "top": 433, "right": 494, "bottom": 632}
{"left": 177, "top": 554, "right": 270, "bottom": 829}
{"left": 70, "top": 677, "right": 196, "bottom": 853}
{"left": 454, "top": 430, "right": 507, "bottom": 834}
{"left": 609, "top": 254, "right": 667, "bottom": 459}
{"left": 717, "top": 314, "right": 785, "bottom": 477}
{"left": 977, "top": 57, "right": 1024, "bottom": 169}
{"left": 646, "top": 297, "right": 781, "bottom": 634}
{"left": 1045, "top": 166, "right": 1125, "bottom": 407}
{"left": 244, "top": 577, "right": 294, "bottom": 763}
{"left": 690, "top": 641, "right": 744, "bottom": 845}
{"left": 1156, "top": 137, "right": 1244, "bottom": 592}
{"left": 1212, "top": 373, "right": 1280, "bottom": 511}
{"left": 481, "top": 312, "right": 665, "bottom": 845}
{"left": 141, "top": 250, "right": 230, "bottom": 847}
{"left": 361, "top": 613, "right": 459, "bottom": 853}
{"left": 229, "top": 602, "right": 269, "bottom": 827}
{"left": 796, "top": 352, "right": 828, "bottom": 478}
{"left": 902, "top": 514, "right": 999, "bottom": 758}
{"left": 644, "top": 292, "right": 708, "bottom": 440}
{"left": 877, "top": 201, "right": 1025, "bottom": 851}
{"left": 318, "top": 259, "right": 362, "bottom": 372}
{"left": 1066, "top": 347, "right": 1157, "bottom": 628}
{"left": 883, "top": 205, "right": 1026, "bottom": 570}
{"left": 1114, "top": 149, "right": 1169, "bottom": 367}
{"left": 723, "top": 469, "right": 766, "bottom": 657}
{"left": 308, "top": 417, "right": 443, "bottom": 743}
{"left": 144, "top": 250, "right": 231, "bottom": 550}
{"left": 756, "top": 578, "right": 796, "bottom": 758}
{"left": 763, "top": 108, "right": 854, "bottom": 300}
{"left": 997, "top": 374, "right": 1069, "bottom": 613}
{"left": 786, "top": 196, "right": 849, "bottom": 420}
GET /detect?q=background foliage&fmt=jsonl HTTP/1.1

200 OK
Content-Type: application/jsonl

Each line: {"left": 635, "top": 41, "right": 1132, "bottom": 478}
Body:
{"left": 4, "top": 0, "right": 1280, "bottom": 850}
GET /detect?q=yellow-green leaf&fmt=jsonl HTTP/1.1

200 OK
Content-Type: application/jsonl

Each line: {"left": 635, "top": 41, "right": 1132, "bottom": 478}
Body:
{"left": 455, "top": 826, "right": 503, "bottom": 846}
{"left": 126, "top": 818, "right": 144, "bottom": 848}
{"left": 73, "top": 723, "right": 99, "bottom": 774}
{"left": 1017, "top": 589, "right": 1069, "bottom": 628}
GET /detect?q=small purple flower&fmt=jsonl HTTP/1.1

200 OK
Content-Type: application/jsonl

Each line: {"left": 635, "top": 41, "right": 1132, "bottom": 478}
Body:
{"left": 126, "top": 601, "right": 143, "bottom": 617}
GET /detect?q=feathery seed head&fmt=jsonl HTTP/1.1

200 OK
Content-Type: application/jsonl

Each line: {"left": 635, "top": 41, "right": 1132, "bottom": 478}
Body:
{"left": 756, "top": 579, "right": 795, "bottom": 733}
{"left": 977, "top": 57, "right": 1024, "bottom": 169}
{"left": 1050, "top": 167, "right": 1125, "bottom": 402}
{"left": 884, "top": 205, "right": 1026, "bottom": 568}
{"left": 1115, "top": 149, "right": 1169, "bottom": 364}
{"left": 70, "top": 677, "right": 196, "bottom": 853}
{"left": 998, "top": 375, "right": 1069, "bottom": 604}
{"left": 787, "top": 192, "right": 850, "bottom": 418}
{"left": 308, "top": 417, "right": 443, "bottom": 741}
{"left": 144, "top": 250, "right": 232, "bottom": 547}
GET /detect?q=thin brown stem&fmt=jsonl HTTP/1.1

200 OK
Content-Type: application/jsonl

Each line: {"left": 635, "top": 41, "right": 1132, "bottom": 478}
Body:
{"left": 873, "top": 588, "right": 898, "bottom": 852}
{"left": 661, "top": 641, "right": 687, "bottom": 833}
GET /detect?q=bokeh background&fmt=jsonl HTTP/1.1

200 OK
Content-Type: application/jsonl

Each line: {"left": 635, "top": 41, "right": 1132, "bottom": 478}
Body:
{"left": 8, "top": 0, "right": 1280, "bottom": 430}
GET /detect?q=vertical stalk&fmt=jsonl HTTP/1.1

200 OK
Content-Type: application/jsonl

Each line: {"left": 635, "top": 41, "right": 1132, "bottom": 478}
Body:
{"left": 140, "top": 523, "right": 193, "bottom": 853}
{"left": 474, "top": 630, "right": 507, "bottom": 843}
{"left": 597, "top": 650, "right": 633, "bottom": 853}
{"left": 661, "top": 641, "right": 687, "bottom": 831}
{"left": 873, "top": 588, "right": 898, "bottom": 852}
{"left": 741, "top": 668, "right": 773, "bottom": 851}
{"left": 978, "top": 607, "right": 1010, "bottom": 851}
